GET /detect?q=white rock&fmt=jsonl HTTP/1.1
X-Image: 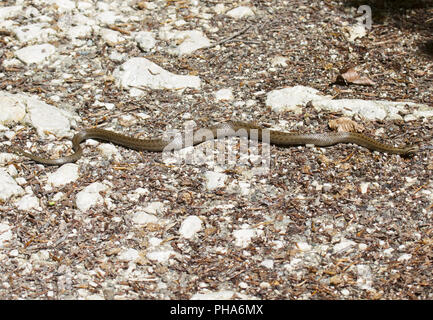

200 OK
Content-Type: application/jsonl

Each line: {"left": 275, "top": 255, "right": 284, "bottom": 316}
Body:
{"left": 47, "top": 163, "right": 79, "bottom": 187}
{"left": 345, "top": 23, "right": 367, "bottom": 42}
{"left": 398, "top": 253, "right": 412, "bottom": 261}
{"left": 49, "top": 0, "right": 76, "bottom": 12}
{"left": 0, "top": 153, "right": 19, "bottom": 167}
{"left": 77, "top": 1, "right": 92, "bottom": 11}
{"left": 0, "top": 92, "right": 27, "bottom": 124}
{"left": 68, "top": 25, "right": 93, "bottom": 39}
{"left": 333, "top": 239, "right": 356, "bottom": 253}
{"left": 167, "top": 30, "right": 211, "bottom": 55}
{"left": 143, "top": 201, "right": 165, "bottom": 215}
{"left": 127, "top": 187, "right": 149, "bottom": 202}
{"left": 135, "top": 31, "right": 156, "bottom": 51}
{"left": 0, "top": 6, "right": 23, "bottom": 20}
{"left": 261, "top": 259, "right": 274, "bottom": 269}
{"left": 233, "top": 228, "right": 256, "bottom": 248}
{"left": 412, "top": 106, "right": 433, "bottom": 119}
{"left": 97, "top": 143, "right": 120, "bottom": 160}
{"left": 146, "top": 249, "right": 176, "bottom": 263}
{"left": 190, "top": 290, "right": 236, "bottom": 300}
{"left": 266, "top": 86, "right": 322, "bottom": 113}
{"left": 0, "top": 223, "right": 12, "bottom": 248}
{"left": 179, "top": 216, "right": 202, "bottom": 239}
{"left": 356, "top": 264, "right": 373, "bottom": 290}
{"left": 14, "top": 23, "right": 56, "bottom": 43}
{"left": 131, "top": 212, "right": 158, "bottom": 225}
{"left": 15, "top": 44, "right": 56, "bottom": 65}
{"left": 75, "top": 182, "right": 108, "bottom": 212}
{"left": 214, "top": 88, "right": 234, "bottom": 101}
{"left": 213, "top": 4, "right": 226, "bottom": 14}
{"left": 270, "top": 55, "right": 288, "bottom": 67}
{"left": 100, "top": 28, "right": 124, "bottom": 45}
{"left": 96, "top": 11, "right": 121, "bottom": 25}
{"left": 14, "top": 194, "right": 40, "bottom": 211}
{"left": 383, "top": 248, "right": 394, "bottom": 257}
{"left": 2, "top": 58, "right": 23, "bottom": 69}
{"left": 238, "top": 181, "right": 251, "bottom": 196}
{"left": 113, "top": 57, "right": 201, "bottom": 91}
{"left": 25, "top": 95, "right": 72, "bottom": 138}
{"left": 0, "top": 168, "right": 24, "bottom": 201}
{"left": 204, "top": 171, "right": 227, "bottom": 190}
{"left": 30, "top": 249, "right": 50, "bottom": 263}
{"left": 226, "top": 6, "right": 255, "bottom": 19}
{"left": 266, "top": 85, "right": 430, "bottom": 121}
{"left": 296, "top": 241, "right": 312, "bottom": 252}
{"left": 118, "top": 248, "right": 140, "bottom": 262}
{"left": 360, "top": 182, "right": 370, "bottom": 194}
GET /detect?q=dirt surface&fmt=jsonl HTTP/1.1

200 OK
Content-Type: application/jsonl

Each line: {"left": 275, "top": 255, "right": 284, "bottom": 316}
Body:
{"left": 0, "top": 0, "right": 432, "bottom": 299}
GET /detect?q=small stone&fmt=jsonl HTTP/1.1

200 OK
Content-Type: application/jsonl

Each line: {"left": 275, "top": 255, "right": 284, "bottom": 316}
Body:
{"left": 226, "top": 6, "right": 255, "bottom": 19}
{"left": 75, "top": 182, "right": 108, "bottom": 212}
{"left": 118, "top": 248, "right": 140, "bottom": 262}
{"left": 233, "top": 228, "right": 256, "bottom": 248}
{"left": 47, "top": 163, "right": 79, "bottom": 187}
{"left": 15, "top": 44, "right": 56, "bottom": 65}
{"left": 260, "top": 259, "right": 274, "bottom": 269}
{"left": 214, "top": 88, "right": 234, "bottom": 101}
{"left": 131, "top": 212, "right": 158, "bottom": 225}
{"left": 179, "top": 216, "right": 202, "bottom": 239}
{"left": 204, "top": 171, "right": 227, "bottom": 190}
{"left": 135, "top": 31, "right": 156, "bottom": 51}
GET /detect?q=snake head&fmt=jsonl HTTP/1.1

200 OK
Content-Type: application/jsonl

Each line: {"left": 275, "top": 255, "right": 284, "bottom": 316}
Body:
{"left": 402, "top": 145, "right": 419, "bottom": 157}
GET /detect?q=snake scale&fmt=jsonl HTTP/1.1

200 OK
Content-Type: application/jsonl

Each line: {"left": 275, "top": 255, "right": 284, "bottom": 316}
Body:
{"left": 9, "top": 121, "right": 418, "bottom": 165}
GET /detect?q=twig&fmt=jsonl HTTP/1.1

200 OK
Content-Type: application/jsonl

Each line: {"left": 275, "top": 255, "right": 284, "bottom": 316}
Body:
{"left": 204, "top": 24, "right": 253, "bottom": 49}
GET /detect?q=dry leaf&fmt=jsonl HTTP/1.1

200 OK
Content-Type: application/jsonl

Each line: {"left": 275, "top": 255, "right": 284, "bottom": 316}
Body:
{"left": 336, "top": 67, "right": 376, "bottom": 86}
{"left": 328, "top": 117, "right": 364, "bottom": 133}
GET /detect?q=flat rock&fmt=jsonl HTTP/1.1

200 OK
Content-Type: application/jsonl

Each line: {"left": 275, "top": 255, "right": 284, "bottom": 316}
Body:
{"left": 15, "top": 44, "right": 56, "bottom": 65}
{"left": 113, "top": 57, "right": 201, "bottom": 91}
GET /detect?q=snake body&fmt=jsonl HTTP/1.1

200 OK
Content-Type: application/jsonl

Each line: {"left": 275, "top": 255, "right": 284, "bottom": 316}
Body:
{"left": 9, "top": 121, "right": 418, "bottom": 165}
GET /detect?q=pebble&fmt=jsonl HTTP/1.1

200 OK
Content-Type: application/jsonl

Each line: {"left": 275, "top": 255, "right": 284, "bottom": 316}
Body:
{"left": 165, "top": 30, "right": 210, "bottom": 55}
{"left": 47, "top": 163, "right": 79, "bottom": 187}
{"left": 15, "top": 44, "right": 56, "bottom": 65}
{"left": 260, "top": 259, "right": 274, "bottom": 269}
{"left": 214, "top": 88, "right": 234, "bottom": 101}
{"left": 190, "top": 290, "right": 236, "bottom": 300}
{"left": 0, "top": 168, "right": 24, "bottom": 201}
{"left": 75, "top": 182, "right": 109, "bottom": 212}
{"left": 204, "top": 171, "right": 227, "bottom": 190}
{"left": 113, "top": 57, "right": 201, "bottom": 91}
{"left": 233, "top": 228, "right": 256, "bottom": 248}
{"left": 179, "top": 216, "right": 202, "bottom": 239}
{"left": 146, "top": 249, "right": 176, "bottom": 263}
{"left": 117, "top": 248, "right": 140, "bottom": 262}
{"left": 333, "top": 239, "right": 356, "bottom": 254}
{"left": 131, "top": 212, "right": 159, "bottom": 225}
{"left": 226, "top": 6, "right": 255, "bottom": 19}
{"left": 14, "top": 194, "right": 41, "bottom": 211}
{"left": 135, "top": 31, "right": 156, "bottom": 52}
{"left": 0, "top": 93, "right": 27, "bottom": 124}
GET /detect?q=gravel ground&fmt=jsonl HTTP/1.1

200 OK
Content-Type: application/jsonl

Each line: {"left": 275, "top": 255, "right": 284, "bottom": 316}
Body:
{"left": 0, "top": 0, "right": 432, "bottom": 299}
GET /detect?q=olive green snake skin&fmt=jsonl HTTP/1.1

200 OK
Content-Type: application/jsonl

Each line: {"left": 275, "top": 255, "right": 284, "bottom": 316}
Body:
{"left": 8, "top": 121, "right": 418, "bottom": 165}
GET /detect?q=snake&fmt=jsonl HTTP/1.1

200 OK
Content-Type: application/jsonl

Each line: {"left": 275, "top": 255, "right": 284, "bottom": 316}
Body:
{"left": 8, "top": 121, "right": 418, "bottom": 165}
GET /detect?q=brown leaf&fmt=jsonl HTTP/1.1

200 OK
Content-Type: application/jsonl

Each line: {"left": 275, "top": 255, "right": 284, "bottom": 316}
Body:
{"left": 336, "top": 67, "right": 376, "bottom": 86}
{"left": 328, "top": 117, "right": 364, "bottom": 133}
